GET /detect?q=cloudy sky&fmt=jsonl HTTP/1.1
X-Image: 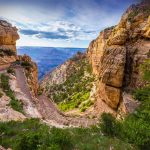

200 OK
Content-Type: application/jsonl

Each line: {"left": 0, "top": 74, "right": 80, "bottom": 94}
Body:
{"left": 0, "top": 0, "right": 139, "bottom": 48}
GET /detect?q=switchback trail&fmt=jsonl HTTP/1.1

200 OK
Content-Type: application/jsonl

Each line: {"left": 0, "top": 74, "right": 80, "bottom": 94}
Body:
{"left": 15, "top": 66, "right": 98, "bottom": 127}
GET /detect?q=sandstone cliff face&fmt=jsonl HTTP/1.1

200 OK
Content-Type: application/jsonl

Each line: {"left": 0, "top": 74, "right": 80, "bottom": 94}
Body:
{"left": 0, "top": 20, "right": 19, "bottom": 65}
{"left": 87, "top": 1, "right": 150, "bottom": 111}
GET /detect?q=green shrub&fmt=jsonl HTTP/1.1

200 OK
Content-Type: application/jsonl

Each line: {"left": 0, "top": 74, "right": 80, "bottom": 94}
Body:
{"left": 7, "top": 68, "right": 15, "bottom": 75}
{"left": 0, "top": 119, "right": 135, "bottom": 150}
{"left": 80, "top": 100, "right": 94, "bottom": 112}
{"left": 133, "top": 87, "right": 150, "bottom": 101}
{"left": 140, "top": 59, "right": 150, "bottom": 82}
{"left": 48, "top": 128, "right": 73, "bottom": 150}
{"left": 0, "top": 91, "right": 3, "bottom": 98}
{"left": 21, "top": 61, "right": 32, "bottom": 71}
{"left": 0, "top": 74, "right": 24, "bottom": 113}
{"left": 4, "top": 49, "right": 16, "bottom": 56}
{"left": 16, "top": 132, "right": 40, "bottom": 150}
{"left": 21, "top": 61, "right": 32, "bottom": 67}
{"left": 128, "top": 9, "right": 139, "bottom": 22}
{"left": 0, "top": 119, "right": 74, "bottom": 150}
{"left": 100, "top": 113, "right": 121, "bottom": 137}
{"left": 0, "top": 49, "right": 15, "bottom": 57}
{"left": 0, "top": 74, "right": 10, "bottom": 90}
{"left": 121, "top": 98, "right": 150, "bottom": 149}
{"left": 38, "top": 87, "right": 44, "bottom": 96}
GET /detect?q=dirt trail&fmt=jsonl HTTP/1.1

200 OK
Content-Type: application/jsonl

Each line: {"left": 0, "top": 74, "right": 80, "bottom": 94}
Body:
{"left": 15, "top": 67, "right": 33, "bottom": 100}
{"left": 15, "top": 66, "right": 98, "bottom": 127}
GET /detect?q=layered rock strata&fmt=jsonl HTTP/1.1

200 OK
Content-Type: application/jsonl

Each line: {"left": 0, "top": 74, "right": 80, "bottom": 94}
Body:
{"left": 0, "top": 20, "right": 19, "bottom": 65}
{"left": 87, "top": 1, "right": 150, "bottom": 112}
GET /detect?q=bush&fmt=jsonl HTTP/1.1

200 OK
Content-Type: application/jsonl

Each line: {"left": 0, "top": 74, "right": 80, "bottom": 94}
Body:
{"left": 0, "top": 119, "right": 74, "bottom": 150}
{"left": 0, "top": 119, "right": 135, "bottom": 150}
{"left": 133, "top": 87, "right": 150, "bottom": 101}
{"left": 140, "top": 59, "right": 150, "bottom": 82}
{"left": 0, "top": 74, "right": 10, "bottom": 90}
{"left": 0, "top": 91, "right": 3, "bottom": 98}
{"left": 7, "top": 68, "right": 15, "bottom": 75}
{"left": 100, "top": 113, "right": 121, "bottom": 137}
{"left": 21, "top": 61, "right": 32, "bottom": 67}
{"left": 80, "top": 100, "right": 94, "bottom": 112}
{"left": 38, "top": 87, "right": 44, "bottom": 96}
{"left": 121, "top": 97, "right": 150, "bottom": 149}
{"left": 48, "top": 128, "right": 73, "bottom": 150}
{"left": 0, "top": 49, "right": 16, "bottom": 57}
{"left": 17, "top": 132, "right": 40, "bottom": 150}
{"left": 5, "top": 49, "right": 16, "bottom": 56}
{"left": 21, "top": 61, "right": 32, "bottom": 71}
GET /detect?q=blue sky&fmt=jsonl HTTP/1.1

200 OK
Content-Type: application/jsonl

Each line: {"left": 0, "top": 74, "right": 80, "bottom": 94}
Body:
{"left": 0, "top": 0, "right": 139, "bottom": 48}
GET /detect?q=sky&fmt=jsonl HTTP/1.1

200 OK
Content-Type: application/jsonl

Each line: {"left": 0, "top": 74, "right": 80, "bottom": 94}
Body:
{"left": 0, "top": 0, "right": 139, "bottom": 48}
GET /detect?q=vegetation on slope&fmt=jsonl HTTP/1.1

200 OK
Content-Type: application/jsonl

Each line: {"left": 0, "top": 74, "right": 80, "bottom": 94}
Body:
{"left": 0, "top": 119, "right": 136, "bottom": 150}
{"left": 0, "top": 74, "right": 24, "bottom": 113}
{"left": 127, "top": 4, "right": 150, "bottom": 22}
{"left": 0, "top": 58, "right": 149, "bottom": 150}
{"left": 47, "top": 53, "right": 95, "bottom": 112}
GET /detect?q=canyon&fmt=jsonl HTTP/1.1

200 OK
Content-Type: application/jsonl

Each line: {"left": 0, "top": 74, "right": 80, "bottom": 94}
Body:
{"left": 41, "top": 1, "right": 150, "bottom": 118}
{"left": 0, "top": 1, "right": 150, "bottom": 128}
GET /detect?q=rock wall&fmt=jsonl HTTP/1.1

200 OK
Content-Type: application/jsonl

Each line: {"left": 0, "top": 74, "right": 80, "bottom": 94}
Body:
{"left": 87, "top": 1, "right": 150, "bottom": 111}
{"left": 0, "top": 20, "right": 19, "bottom": 65}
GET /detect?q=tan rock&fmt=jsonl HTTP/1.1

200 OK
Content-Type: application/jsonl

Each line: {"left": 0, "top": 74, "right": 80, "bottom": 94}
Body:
{"left": 142, "top": 16, "right": 150, "bottom": 38}
{"left": 97, "top": 83, "right": 121, "bottom": 109}
{"left": 108, "top": 27, "right": 128, "bottom": 45}
{"left": 87, "top": 1, "right": 150, "bottom": 111}
{"left": 0, "top": 20, "right": 19, "bottom": 66}
{"left": 100, "top": 45, "right": 126, "bottom": 88}
{"left": 0, "top": 20, "right": 19, "bottom": 51}
{"left": 105, "top": 85, "right": 120, "bottom": 109}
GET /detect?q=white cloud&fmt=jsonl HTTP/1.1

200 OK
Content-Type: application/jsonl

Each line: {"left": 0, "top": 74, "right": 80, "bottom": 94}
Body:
{"left": 0, "top": 0, "right": 136, "bottom": 47}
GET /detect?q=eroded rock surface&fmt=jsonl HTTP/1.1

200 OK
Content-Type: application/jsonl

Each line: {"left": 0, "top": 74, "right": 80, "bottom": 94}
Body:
{"left": 87, "top": 1, "right": 150, "bottom": 111}
{"left": 0, "top": 20, "right": 19, "bottom": 65}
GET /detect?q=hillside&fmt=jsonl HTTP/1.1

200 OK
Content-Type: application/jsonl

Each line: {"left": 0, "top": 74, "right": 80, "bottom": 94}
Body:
{"left": 41, "top": 1, "right": 150, "bottom": 118}
{"left": 0, "top": 20, "right": 97, "bottom": 127}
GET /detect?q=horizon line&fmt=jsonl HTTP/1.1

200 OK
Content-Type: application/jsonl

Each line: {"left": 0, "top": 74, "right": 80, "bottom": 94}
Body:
{"left": 17, "top": 46, "right": 87, "bottom": 49}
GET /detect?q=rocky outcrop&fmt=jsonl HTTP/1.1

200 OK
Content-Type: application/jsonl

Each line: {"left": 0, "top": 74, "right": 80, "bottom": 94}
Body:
{"left": 87, "top": 1, "right": 150, "bottom": 111}
{"left": 17, "top": 55, "right": 39, "bottom": 96}
{"left": 0, "top": 20, "right": 19, "bottom": 65}
{"left": 117, "top": 92, "right": 140, "bottom": 119}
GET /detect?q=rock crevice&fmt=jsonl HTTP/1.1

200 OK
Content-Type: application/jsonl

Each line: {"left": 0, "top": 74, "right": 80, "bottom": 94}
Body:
{"left": 87, "top": 1, "right": 150, "bottom": 113}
